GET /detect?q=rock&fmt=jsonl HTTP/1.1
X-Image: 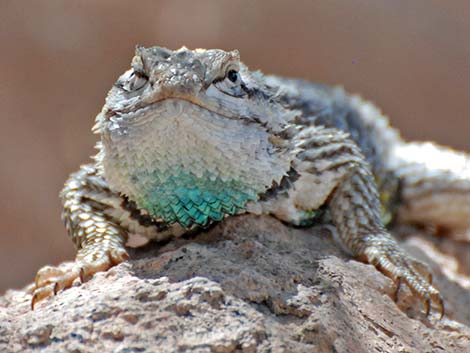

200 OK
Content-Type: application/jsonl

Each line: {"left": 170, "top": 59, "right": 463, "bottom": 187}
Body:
{"left": 1, "top": 215, "right": 469, "bottom": 353}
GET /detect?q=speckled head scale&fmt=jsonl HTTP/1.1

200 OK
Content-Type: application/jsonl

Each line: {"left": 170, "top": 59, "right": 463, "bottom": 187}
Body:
{"left": 95, "top": 46, "right": 294, "bottom": 227}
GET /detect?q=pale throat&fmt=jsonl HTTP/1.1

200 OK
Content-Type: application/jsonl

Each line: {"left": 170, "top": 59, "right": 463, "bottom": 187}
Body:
{"left": 101, "top": 99, "right": 291, "bottom": 227}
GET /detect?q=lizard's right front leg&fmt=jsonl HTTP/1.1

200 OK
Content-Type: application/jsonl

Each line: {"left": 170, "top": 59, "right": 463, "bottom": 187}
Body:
{"left": 32, "top": 165, "right": 130, "bottom": 308}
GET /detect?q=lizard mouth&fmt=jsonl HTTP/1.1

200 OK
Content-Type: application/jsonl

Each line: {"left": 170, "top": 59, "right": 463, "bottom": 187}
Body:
{"left": 106, "top": 95, "right": 266, "bottom": 129}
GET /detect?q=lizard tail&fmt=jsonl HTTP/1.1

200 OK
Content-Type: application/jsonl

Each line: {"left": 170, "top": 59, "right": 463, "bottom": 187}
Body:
{"left": 388, "top": 141, "right": 470, "bottom": 239}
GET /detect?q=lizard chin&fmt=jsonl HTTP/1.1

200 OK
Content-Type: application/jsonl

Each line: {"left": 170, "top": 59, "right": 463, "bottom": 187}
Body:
{"left": 99, "top": 98, "right": 292, "bottom": 227}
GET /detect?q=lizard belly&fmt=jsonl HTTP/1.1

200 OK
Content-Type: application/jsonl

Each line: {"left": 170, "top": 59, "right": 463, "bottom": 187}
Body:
{"left": 101, "top": 99, "right": 292, "bottom": 227}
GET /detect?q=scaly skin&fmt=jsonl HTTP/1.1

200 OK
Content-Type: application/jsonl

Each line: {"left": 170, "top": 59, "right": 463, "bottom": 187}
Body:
{"left": 32, "top": 46, "right": 470, "bottom": 317}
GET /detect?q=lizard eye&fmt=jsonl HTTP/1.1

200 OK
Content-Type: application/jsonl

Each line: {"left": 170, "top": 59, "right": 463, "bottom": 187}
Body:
{"left": 120, "top": 71, "right": 148, "bottom": 92}
{"left": 227, "top": 69, "right": 239, "bottom": 83}
{"left": 213, "top": 68, "right": 245, "bottom": 98}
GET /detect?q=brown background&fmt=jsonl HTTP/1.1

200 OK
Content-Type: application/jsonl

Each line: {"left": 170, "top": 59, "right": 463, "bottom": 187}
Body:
{"left": 1, "top": 1, "right": 469, "bottom": 292}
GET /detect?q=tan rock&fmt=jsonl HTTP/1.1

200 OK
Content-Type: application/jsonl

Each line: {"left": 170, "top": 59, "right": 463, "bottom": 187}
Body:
{"left": 1, "top": 215, "right": 469, "bottom": 353}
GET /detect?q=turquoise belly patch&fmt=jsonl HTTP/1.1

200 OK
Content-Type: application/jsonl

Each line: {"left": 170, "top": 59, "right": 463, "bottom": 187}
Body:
{"left": 133, "top": 170, "right": 258, "bottom": 228}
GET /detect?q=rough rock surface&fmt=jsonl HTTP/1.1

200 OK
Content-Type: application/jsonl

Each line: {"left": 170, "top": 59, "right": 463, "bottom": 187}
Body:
{"left": 1, "top": 215, "right": 470, "bottom": 353}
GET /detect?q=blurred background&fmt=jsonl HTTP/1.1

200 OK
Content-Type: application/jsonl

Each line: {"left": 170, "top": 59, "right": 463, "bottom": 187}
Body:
{"left": 1, "top": 0, "right": 469, "bottom": 292}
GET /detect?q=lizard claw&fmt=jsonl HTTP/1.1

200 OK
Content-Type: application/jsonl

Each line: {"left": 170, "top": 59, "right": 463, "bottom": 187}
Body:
{"left": 364, "top": 237, "right": 445, "bottom": 319}
{"left": 31, "top": 246, "right": 129, "bottom": 309}
{"left": 392, "top": 277, "right": 444, "bottom": 319}
{"left": 393, "top": 277, "right": 402, "bottom": 303}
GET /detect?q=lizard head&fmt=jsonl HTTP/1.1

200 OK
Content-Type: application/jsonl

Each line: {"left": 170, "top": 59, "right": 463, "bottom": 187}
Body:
{"left": 97, "top": 45, "right": 292, "bottom": 131}
{"left": 94, "top": 46, "right": 296, "bottom": 227}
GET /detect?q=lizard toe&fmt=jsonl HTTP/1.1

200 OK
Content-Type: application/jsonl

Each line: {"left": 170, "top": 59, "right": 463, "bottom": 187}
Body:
{"left": 77, "top": 248, "right": 129, "bottom": 282}
{"left": 32, "top": 262, "right": 82, "bottom": 309}
{"left": 364, "top": 240, "right": 444, "bottom": 319}
{"left": 31, "top": 247, "right": 129, "bottom": 309}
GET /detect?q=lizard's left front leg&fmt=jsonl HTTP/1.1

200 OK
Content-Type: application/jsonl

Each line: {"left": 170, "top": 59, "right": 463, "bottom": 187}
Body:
{"left": 291, "top": 127, "right": 443, "bottom": 316}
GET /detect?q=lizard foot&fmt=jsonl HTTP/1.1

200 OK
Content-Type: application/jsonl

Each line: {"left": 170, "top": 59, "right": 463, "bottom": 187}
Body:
{"left": 31, "top": 246, "right": 129, "bottom": 309}
{"left": 362, "top": 235, "right": 444, "bottom": 319}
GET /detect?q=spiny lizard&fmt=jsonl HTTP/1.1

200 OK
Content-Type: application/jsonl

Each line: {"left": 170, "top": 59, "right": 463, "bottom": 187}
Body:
{"left": 32, "top": 46, "right": 470, "bottom": 317}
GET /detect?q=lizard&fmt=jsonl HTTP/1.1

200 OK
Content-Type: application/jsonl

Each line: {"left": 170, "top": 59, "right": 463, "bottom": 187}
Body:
{"left": 31, "top": 45, "right": 470, "bottom": 317}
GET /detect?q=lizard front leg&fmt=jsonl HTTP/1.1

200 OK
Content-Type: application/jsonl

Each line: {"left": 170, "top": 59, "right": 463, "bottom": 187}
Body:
{"left": 32, "top": 165, "right": 130, "bottom": 308}
{"left": 269, "top": 126, "right": 443, "bottom": 317}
